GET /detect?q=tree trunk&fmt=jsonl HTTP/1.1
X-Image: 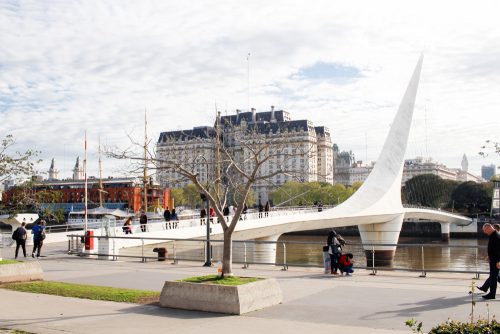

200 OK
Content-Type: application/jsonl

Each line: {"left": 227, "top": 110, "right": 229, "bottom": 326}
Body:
{"left": 222, "top": 229, "right": 233, "bottom": 277}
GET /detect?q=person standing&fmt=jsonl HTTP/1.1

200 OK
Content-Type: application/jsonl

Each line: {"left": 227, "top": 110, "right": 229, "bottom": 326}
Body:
{"left": 327, "top": 229, "right": 345, "bottom": 275}
{"left": 478, "top": 223, "right": 500, "bottom": 299}
{"left": 223, "top": 205, "right": 230, "bottom": 222}
{"left": 264, "top": 201, "right": 270, "bottom": 217}
{"left": 258, "top": 202, "right": 264, "bottom": 218}
{"left": 31, "top": 220, "right": 46, "bottom": 258}
{"left": 139, "top": 210, "right": 148, "bottom": 232}
{"left": 13, "top": 222, "right": 28, "bottom": 258}
{"left": 163, "top": 207, "right": 171, "bottom": 222}
{"left": 200, "top": 207, "right": 207, "bottom": 225}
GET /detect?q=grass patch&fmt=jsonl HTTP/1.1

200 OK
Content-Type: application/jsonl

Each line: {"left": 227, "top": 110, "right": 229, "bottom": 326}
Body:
{"left": 2, "top": 281, "right": 160, "bottom": 304}
{"left": 179, "top": 275, "right": 262, "bottom": 286}
{"left": 0, "top": 260, "right": 20, "bottom": 265}
{"left": 0, "top": 327, "right": 35, "bottom": 334}
{"left": 0, "top": 328, "right": 35, "bottom": 334}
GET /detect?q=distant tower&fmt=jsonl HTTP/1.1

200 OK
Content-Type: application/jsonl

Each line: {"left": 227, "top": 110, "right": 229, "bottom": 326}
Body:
{"left": 48, "top": 158, "right": 59, "bottom": 180}
{"left": 72, "top": 156, "right": 84, "bottom": 180}
{"left": 461, "top": 154, "right": 468, "bottom": 172}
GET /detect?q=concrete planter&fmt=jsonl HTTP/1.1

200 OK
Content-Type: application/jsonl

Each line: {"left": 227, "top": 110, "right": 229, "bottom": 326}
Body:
{"left": 0, "top": 262, "right": 44, "bottom": 283}
{"left": 160, "top": 278, "right": 282, "bottom": 315}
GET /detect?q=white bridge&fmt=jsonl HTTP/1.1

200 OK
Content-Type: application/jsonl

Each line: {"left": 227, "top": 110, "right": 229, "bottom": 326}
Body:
{"left": 4, "top": 55, "right": 472, "bottom": 265}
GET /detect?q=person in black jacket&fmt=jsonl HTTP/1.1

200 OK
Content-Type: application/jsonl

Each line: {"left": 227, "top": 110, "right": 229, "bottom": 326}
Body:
{"left": 327, "top": 229, "right": 346, "bottom": 275}
{"left": 13, "top": 222, "right": 28, "bottom": 258}
{"left": 478, "top": 223, "right": 500, "bottom": 299}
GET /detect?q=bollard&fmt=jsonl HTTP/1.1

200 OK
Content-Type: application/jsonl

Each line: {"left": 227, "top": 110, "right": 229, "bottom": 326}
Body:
{"left": 242, "top": 242, "right": 248, "bottom": 269}
{"left": 282, "top": 242, "right": 288, "bottom": 271}
{"left": 419, "top": 245, "right": 426, "bottom": 278}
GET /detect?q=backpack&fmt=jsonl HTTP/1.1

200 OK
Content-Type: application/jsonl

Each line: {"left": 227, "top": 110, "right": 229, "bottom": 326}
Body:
{"left": 12, "top": 228, "right": 19, "bottom": 241}
{"left": 36, "top": 228, "right": 46, "bottom": 240}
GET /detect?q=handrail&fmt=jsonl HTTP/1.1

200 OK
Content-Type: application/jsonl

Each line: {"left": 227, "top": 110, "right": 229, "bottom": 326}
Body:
{"left": 66, "top": 234, "right": 489, "bottom": 276}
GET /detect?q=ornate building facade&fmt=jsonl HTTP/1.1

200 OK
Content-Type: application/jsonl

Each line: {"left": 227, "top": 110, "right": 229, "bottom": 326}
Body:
{"left": 156, "top": 107, "right": 333, "bottom": 203}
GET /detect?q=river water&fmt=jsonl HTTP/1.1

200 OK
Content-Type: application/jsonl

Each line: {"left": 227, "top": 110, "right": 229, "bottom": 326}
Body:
{"left": 274, "top": 234, "right": 489, "bottom": 272}
{"left": 120, "top": 234, "right": 490, "bottom": 273}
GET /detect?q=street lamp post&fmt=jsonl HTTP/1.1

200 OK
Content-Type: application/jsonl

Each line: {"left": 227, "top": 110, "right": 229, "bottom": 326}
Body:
{"left": 201, "top": 192, "right": 212, "bottom": 267}
{"left": 196, "top": 155, "right": 212, "bottom": 267}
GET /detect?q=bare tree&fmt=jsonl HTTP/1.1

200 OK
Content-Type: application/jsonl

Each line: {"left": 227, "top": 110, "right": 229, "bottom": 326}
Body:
{"left": 108, "top": 113, "right": 322, "bottom": 276}
{"left": 0, "top": 134, "right": 40, "bottom": 183}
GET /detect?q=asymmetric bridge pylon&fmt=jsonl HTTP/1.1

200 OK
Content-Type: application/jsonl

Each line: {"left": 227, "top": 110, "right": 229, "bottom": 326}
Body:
{"left": 220, "top": 54, "right": 470, "bottom": 265}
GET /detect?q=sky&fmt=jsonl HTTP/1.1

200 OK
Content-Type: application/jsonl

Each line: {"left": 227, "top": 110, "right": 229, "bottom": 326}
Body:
{"left": 1, "top": 0, "right": 500, "bottom": 180}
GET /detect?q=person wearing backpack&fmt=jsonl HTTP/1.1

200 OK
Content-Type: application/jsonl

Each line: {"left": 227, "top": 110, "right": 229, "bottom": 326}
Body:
{"left": 13, "top": 222, "right": 28, "bottom": 258}
{"left": 31, "top": 220, "right": 46, "bottom": 258}
{"left": 327, "top": 229, "right": 346, "bottom": 275}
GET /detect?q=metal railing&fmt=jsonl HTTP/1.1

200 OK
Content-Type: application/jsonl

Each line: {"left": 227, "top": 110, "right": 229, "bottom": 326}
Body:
{"left": 66, "top": 234, "right": 489, "bottom": 277}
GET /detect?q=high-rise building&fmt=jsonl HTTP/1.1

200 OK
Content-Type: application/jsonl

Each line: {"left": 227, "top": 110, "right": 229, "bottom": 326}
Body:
{"left": 156, "top": 107, "right": 333, "bottom": 203}
{"left": 482, "top": 164, "right": 496, "bottom": 181}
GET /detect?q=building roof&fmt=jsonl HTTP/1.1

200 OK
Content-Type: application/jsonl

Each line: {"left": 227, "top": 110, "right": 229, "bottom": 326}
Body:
{"left": 158, "top": 126, "right": 214, "bottom": 143}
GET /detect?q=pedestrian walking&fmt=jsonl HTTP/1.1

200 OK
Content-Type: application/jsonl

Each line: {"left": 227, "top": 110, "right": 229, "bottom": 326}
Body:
{"left": 477, "top": 223, "right": 500, "bottom": 299}
{"left": 264, "top": 201, "right": 270, "bottom": 217}
{"left": 258, "top": 202, "right": 264, "bottom": 218}
{"left": 13, "top": 222, "right": 28, "bottom": 258}
{"left": 31, "top": 220, "right": 46, "bottom": 258}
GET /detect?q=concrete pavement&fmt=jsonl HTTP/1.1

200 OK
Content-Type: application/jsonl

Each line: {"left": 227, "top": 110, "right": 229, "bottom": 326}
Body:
{"left": 1, "top": 243, "right": 498, "bottom": 334}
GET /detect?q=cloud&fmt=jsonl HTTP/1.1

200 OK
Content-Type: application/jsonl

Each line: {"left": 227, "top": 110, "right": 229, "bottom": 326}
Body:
{"left": 0, "top": 0, "right": 499, "bottom": 179}
{"left": 292, "top": 62, "right": 363, "bottom": 83}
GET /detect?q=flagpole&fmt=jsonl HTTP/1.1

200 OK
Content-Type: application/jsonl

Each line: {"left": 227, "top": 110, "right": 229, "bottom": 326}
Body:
{"left": 84, "top": 130, "right": 88, "bottom": 235}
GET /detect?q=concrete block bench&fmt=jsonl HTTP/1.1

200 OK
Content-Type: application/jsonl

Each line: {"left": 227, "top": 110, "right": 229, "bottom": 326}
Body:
{"left": 160, "top": 278, "right": 282, "bottom": 314}
{"left": 0, "top": 262, "right": 44, "bottom": 283}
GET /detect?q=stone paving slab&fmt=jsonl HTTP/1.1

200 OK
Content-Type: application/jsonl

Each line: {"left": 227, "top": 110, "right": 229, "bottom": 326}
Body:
{"left": 0, "top": 252, "right": 498, "bottom": 333}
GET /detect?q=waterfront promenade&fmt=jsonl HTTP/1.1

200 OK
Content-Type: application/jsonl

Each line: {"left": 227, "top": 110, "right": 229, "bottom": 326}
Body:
{"left": 1, "top": 243, "right": 499, "bottom": 334}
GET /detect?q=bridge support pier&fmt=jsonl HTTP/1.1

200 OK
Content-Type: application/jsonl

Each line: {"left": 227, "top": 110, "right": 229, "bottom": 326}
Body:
{"left": 255, "top": 235, "right": 280, "bottom": 265}
{"left": 358, "top": 214, "right": 404, "bottom": 267}
{"left": 440, "top": 222, "right": 450, "bottom": 242}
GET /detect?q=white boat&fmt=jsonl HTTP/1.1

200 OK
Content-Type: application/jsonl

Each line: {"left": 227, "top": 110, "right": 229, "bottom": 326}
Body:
{"left": 67, "top": 207, "right": 134, "bottom": 229}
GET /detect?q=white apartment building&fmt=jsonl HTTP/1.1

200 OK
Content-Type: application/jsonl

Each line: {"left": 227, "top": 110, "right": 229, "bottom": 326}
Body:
{"left": 333, "top": 153, "right": 484, "bottom": 186}
{"left": 156, "top": 107, "right": 333, "bottom": 203}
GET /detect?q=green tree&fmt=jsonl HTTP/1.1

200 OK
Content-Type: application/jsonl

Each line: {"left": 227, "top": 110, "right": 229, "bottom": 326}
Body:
{"left": 170, "top": 188, "right": 186, "bottom": 206}
{"left": 182, "top": 184, "right": 203, "bottom": 208}
{"left": 269, "top": 181, "right": 358, "bottom": 207}
{"left": 402, "top": 174, "right": 459, "bottom": 208}
{"left": 451, "top": 181, "right": 491, "bottom": 214}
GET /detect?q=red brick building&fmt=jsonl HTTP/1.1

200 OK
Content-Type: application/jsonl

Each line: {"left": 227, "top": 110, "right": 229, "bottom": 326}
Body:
{"left": 2, "top": 177, "right": 170, "bottom": 213}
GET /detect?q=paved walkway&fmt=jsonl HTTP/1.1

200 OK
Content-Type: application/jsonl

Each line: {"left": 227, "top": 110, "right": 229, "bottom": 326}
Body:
{"left": 1, "top": 244, "right": 499, "bottom": 333}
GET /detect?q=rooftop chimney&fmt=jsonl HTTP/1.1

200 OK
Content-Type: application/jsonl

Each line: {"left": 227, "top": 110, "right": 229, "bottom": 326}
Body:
{"left": 251, "top": 108, "right": 256, "bottom": 122}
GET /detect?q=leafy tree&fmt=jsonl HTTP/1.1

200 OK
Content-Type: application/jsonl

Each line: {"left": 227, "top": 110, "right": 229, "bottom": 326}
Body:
{"left": 170, "top": 188, "right": 186, "bottom": 206}
{"left": 402, "top": 174, "right": 459, "bottom": 208}
{"left": 269, "top": 181, "right": 358, "bottom": 207}
{"left": 4, "top": 181, "right": 64, "bottom": 221}
{"left": 451, "top": 181, "right": 491, "bottom": 214}
{"left": 0, "top": 134, "right": 40, "bottom": 182}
